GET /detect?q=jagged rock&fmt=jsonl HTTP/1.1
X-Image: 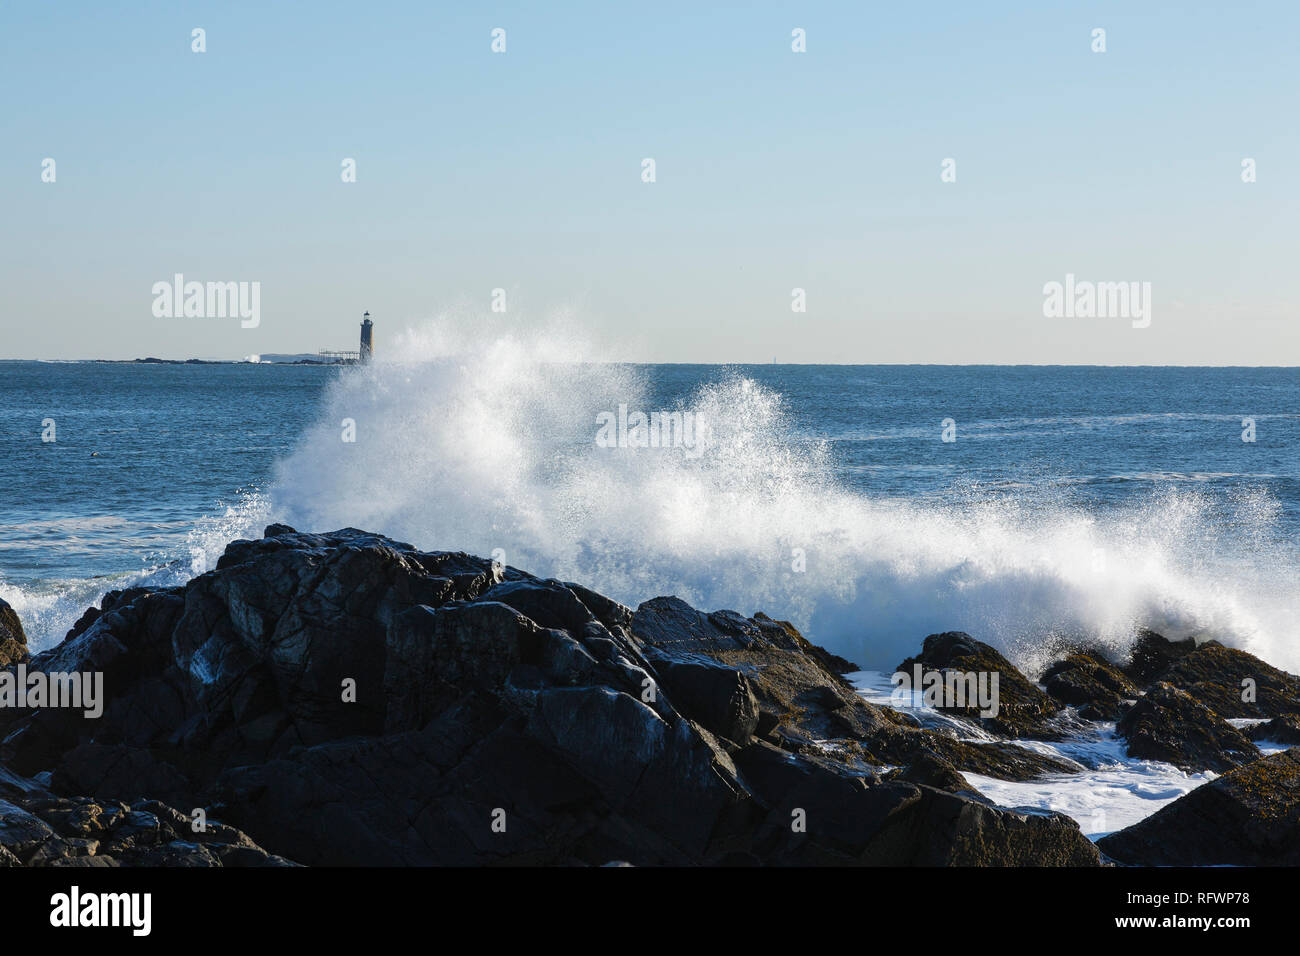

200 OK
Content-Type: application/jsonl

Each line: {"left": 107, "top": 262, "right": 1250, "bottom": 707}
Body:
{"left": 642, "top": 655, "right": 760, "bottom": 745}
{"left": 25, "top": 797, "right": 127, "bottom": 839}
{"left": 753, "top": 612, "right": 860, "bottom": 675}
{"left": 632, "top": 596, "right": 883, "bottom": 745}
{"left": 863, "top": 787, "right": 1101, "bottom": 866}
{"left": 0, "top": 597, "right": 25, "bottom": 667}
{"left": 1099, "top": 749, "right": 1300, "bottom": 865}
{"left": 0, "top": 525, "right": 1102, "bottom": 866}
{"left": 64, "top": 586, "right": 160, "bottom": 643}
{"left": 1250, "top": 715, "right": 1300, "bottom": 745}
{"left": 1116, "top": 682, "right": 1259, "bottom": 772}
{"left": 1041, "top": 650, "right": 1141, "bottom": 720}
{"left": 891, "top": 753, "right": 991, "bottom": 804}
{"left": 47, "top": 855, "right": 120, "bottom": 867}
{"left": 1123, "top": 629, "right": 1198, "bottom": 685}
{"left": 27, "top": 837, "right": 100, "bottom": 866}
{"left": 633, "top": 599, "right": 1073, "bottom": 781}
{"left": 730, "top": 741, "right": 1097, "bottom": 865}
{"left": 920, "top": 739, "right": 1080, "bottom": 781}
{"left": 1155, "top": 641, "right": 1300, "bottom": 719}
{"left": 0, "top": 764, "right": 48, "bottom": 803}
{"left": 209, "top": 844, "right": 298, "bottom": 867}
{"left": 0, "top": 799, "right": 57, "bottom": 862}
{"left": 895, "top": 632, "right": 1066, "bottom": 739}
{"left": 0, "top": 787, "right": 292, "bottom": 867}
{"left": 130, "top": 842, "right": 222, "bottom": 867}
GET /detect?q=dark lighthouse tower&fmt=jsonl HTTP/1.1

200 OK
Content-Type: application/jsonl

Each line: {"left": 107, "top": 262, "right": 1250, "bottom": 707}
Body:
{"left": 359, "top": 312, "right": 374, "bottom": 364}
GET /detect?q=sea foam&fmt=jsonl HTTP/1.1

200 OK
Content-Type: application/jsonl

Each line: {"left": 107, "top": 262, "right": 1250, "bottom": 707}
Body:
{"left": 255, "top": 314, "right": 1300, "bottom": 675}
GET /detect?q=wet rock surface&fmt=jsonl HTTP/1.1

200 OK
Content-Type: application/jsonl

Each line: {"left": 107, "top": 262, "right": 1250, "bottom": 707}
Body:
{"left": 1114, "top": 681, "right": 1260, "bottom": 773}
{"left": 1250, "top": 715, "right": 1300, "bottom": 746}
{"left": 0, "top": 776, "right": 293, "bottom": 868}
{"left": 8, "top": 528, "right": 1296, "bottom": 867}
{"left": 0, "top": 598, "right": 25, "bottom": 668}
{"left": 1098, "top": 748, "right": 1300, "bottom": 866}
{"left": 1041, "top": 651, "right": 1140, "bottom": 721}
{"left": 1039, "top": 631, "right": 1300, "bottom": 774}
{"left": 1027, "top": 632, "right": 1300, "bottom": 866}
{"left": 0, "top": 526, "right": 1099, "bottom": 866}
{"left": 1153, "top": 641, "right": 1300, "bottom": 719}
{"left": 896, "top": 631, "right": 1069, "bottom": 739}
{"left": 1121, "top": 629, "right": 1198, "bottom": 686}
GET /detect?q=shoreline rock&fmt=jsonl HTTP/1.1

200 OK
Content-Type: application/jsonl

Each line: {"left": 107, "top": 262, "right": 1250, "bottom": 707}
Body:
{"left": 895, "top": 631, "right": 1075, "bottom": 740}
{"left": 0, "top": 526, "right": 1100, "bottom": 866}
{"left": 1099, "top": 748, "right": 1300, "bottom": 866}
{"left": 1153, "top": 641, "right": 1300, "bottom": 719}
{"left": 0, "top": 598, "right": 26, "bottom": 669}
{"left": 7, "top": 530, "right": 1298, "bottom": 867}
{"left": 1041, "top": 650, "right": 1140, "bottom": 721}
{"left": 1115, "top": 681, "right": 1260, "bottom": 773}
{"left": 1250, "top": 715, "right": 1300, "bottom": 746}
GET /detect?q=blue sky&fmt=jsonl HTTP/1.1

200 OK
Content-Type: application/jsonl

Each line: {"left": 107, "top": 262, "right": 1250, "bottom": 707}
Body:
{"left": 3, "top": 0, "right": 1297, "bottom": 362}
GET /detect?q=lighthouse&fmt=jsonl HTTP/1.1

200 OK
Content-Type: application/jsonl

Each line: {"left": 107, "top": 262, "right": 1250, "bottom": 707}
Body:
{"left": 359, "top": 313, "right": 374, "bottom": 363}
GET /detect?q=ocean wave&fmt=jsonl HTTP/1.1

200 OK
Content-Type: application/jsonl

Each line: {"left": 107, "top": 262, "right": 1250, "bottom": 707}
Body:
{"left": 9, "top": 319, "right": 1296, "bottom": 671}
{"left": 248, "top": 315, "right": 1300, "bottom": 676}
{"left": 5, "top": 494, "right": 272, "bottom": 653}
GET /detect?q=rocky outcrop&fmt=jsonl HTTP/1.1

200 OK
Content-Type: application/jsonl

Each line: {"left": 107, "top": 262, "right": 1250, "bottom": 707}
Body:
{"left": 633, "top": 599, "right": 1077, "bottom": 782}
{"left": 1041, "top": 650, "right": 1140, "bottom": 721}
{"left": 889, "top": 753, "right": 992, "bottom": 805}
{"left": 896, "top": 632, "right": 1069, "bottom": 739}
{"left": 721, "top": 740, "right": 1096, "bottom": 865}
{"left": 1122, "top": 629, "right": 1197, "bottom": 685}
{"left": 1250, "top": 715, "right": 1300, "bottom": 746}
{"left": 1098, "top": 749, "right": 1300, "bottom": 866}
{"left": 1115, "top": 682, "right": 1259, "bottom": 772}
{"left": 1154, "top": 642, "right": 1300, "bottom": 719}
{"left": 0, "top": 598, "right": 25, "bottom": 668}
{"left": 0, "top": 526, "right": 1099, "bottom": 866}
{"left": 0, "top": 776, "right": 293, "bottom": 868}
{"left": 1115, "top": 631, "right": 1300, "bottom": 719}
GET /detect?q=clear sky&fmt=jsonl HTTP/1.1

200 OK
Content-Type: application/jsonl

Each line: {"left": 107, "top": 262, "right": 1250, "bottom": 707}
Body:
{"left": 3, "top": 0, "right": 1297, "bottom": 363}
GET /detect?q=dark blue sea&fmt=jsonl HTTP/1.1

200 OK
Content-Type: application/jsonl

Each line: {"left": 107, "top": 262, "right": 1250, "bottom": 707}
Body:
{"left": 2, "top": 358, "right": 1297, "bottom": 675}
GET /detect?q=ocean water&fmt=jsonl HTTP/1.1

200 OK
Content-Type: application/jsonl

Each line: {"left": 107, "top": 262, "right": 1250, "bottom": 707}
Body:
{"left": 850, "top": 669, "right": 1219, "bottom": 837}
{"left": 2, "top": 330, "right": 1298, "bottom": 682}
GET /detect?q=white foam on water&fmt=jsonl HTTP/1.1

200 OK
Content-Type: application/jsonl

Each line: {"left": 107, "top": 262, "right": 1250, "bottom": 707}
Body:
{"left": 964, "top": 757, "right": 1214, "bottom": 841}
{"left": 851, "top": 671, "right": 1216, "bottom": 838}
{"left": 5, "top": 493, "right": 271, "bottom": 653}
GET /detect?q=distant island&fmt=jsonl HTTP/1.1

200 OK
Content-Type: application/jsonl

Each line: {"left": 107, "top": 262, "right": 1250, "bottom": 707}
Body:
{"left": 88, "top": 315, "right": 374, "bottom": 366}
{"left": 95, "top": 353, "right": 359, "bottom": 366}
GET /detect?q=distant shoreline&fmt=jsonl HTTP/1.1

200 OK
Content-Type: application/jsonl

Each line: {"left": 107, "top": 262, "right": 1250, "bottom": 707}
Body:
{"left": 90, "top": 356, "right": 357, "bottom": 366}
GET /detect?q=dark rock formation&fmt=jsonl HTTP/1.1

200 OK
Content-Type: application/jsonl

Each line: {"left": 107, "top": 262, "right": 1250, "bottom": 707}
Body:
{"left": 1041, "top": 650, "right": 1140, "bottom": 721}
{"left": 1118, "top": 631, "right": 1300, "bottom": 719}
{"left": 920, "top": 739, "right": 1079, "bottom": 781}
{"left": 896, "top": 632, "right": 1068, "bottom": 739}
{"left": 889, "top": 753, "right": 992, "bottom": 805}
{"left": 0, "top": 780, "right": 293, "bottom": 868}
{"left": 1122, "top": 629, "right": 1197, "bottom": 685}
{"left": 0, "top": 526, "right": 1099, "bottom": 866}
{"left": 1250, "top": 715, "right": 1300, "bottom": 746}
{"left": 1115, "top": 682, "right": 1259, "bottom": 772}
{"left": 1154, "top": 641, "right": 1300, "bottom": 719}
{"left": 633, "top": 599, "right": 1077, "bottom": 781}
{"left": 1098, "top": 749, "right": 1300, "bottom": 866}
{"left": 729, "top": 737, "right": 1096, "bottom": 865}
{"left": 0, "top": 598, "right": 25, "bottom": 668}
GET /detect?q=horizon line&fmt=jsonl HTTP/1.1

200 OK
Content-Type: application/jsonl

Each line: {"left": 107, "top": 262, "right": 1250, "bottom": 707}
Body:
{"left": 3, "top": 358, "right": 1299, "bottom": 370}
